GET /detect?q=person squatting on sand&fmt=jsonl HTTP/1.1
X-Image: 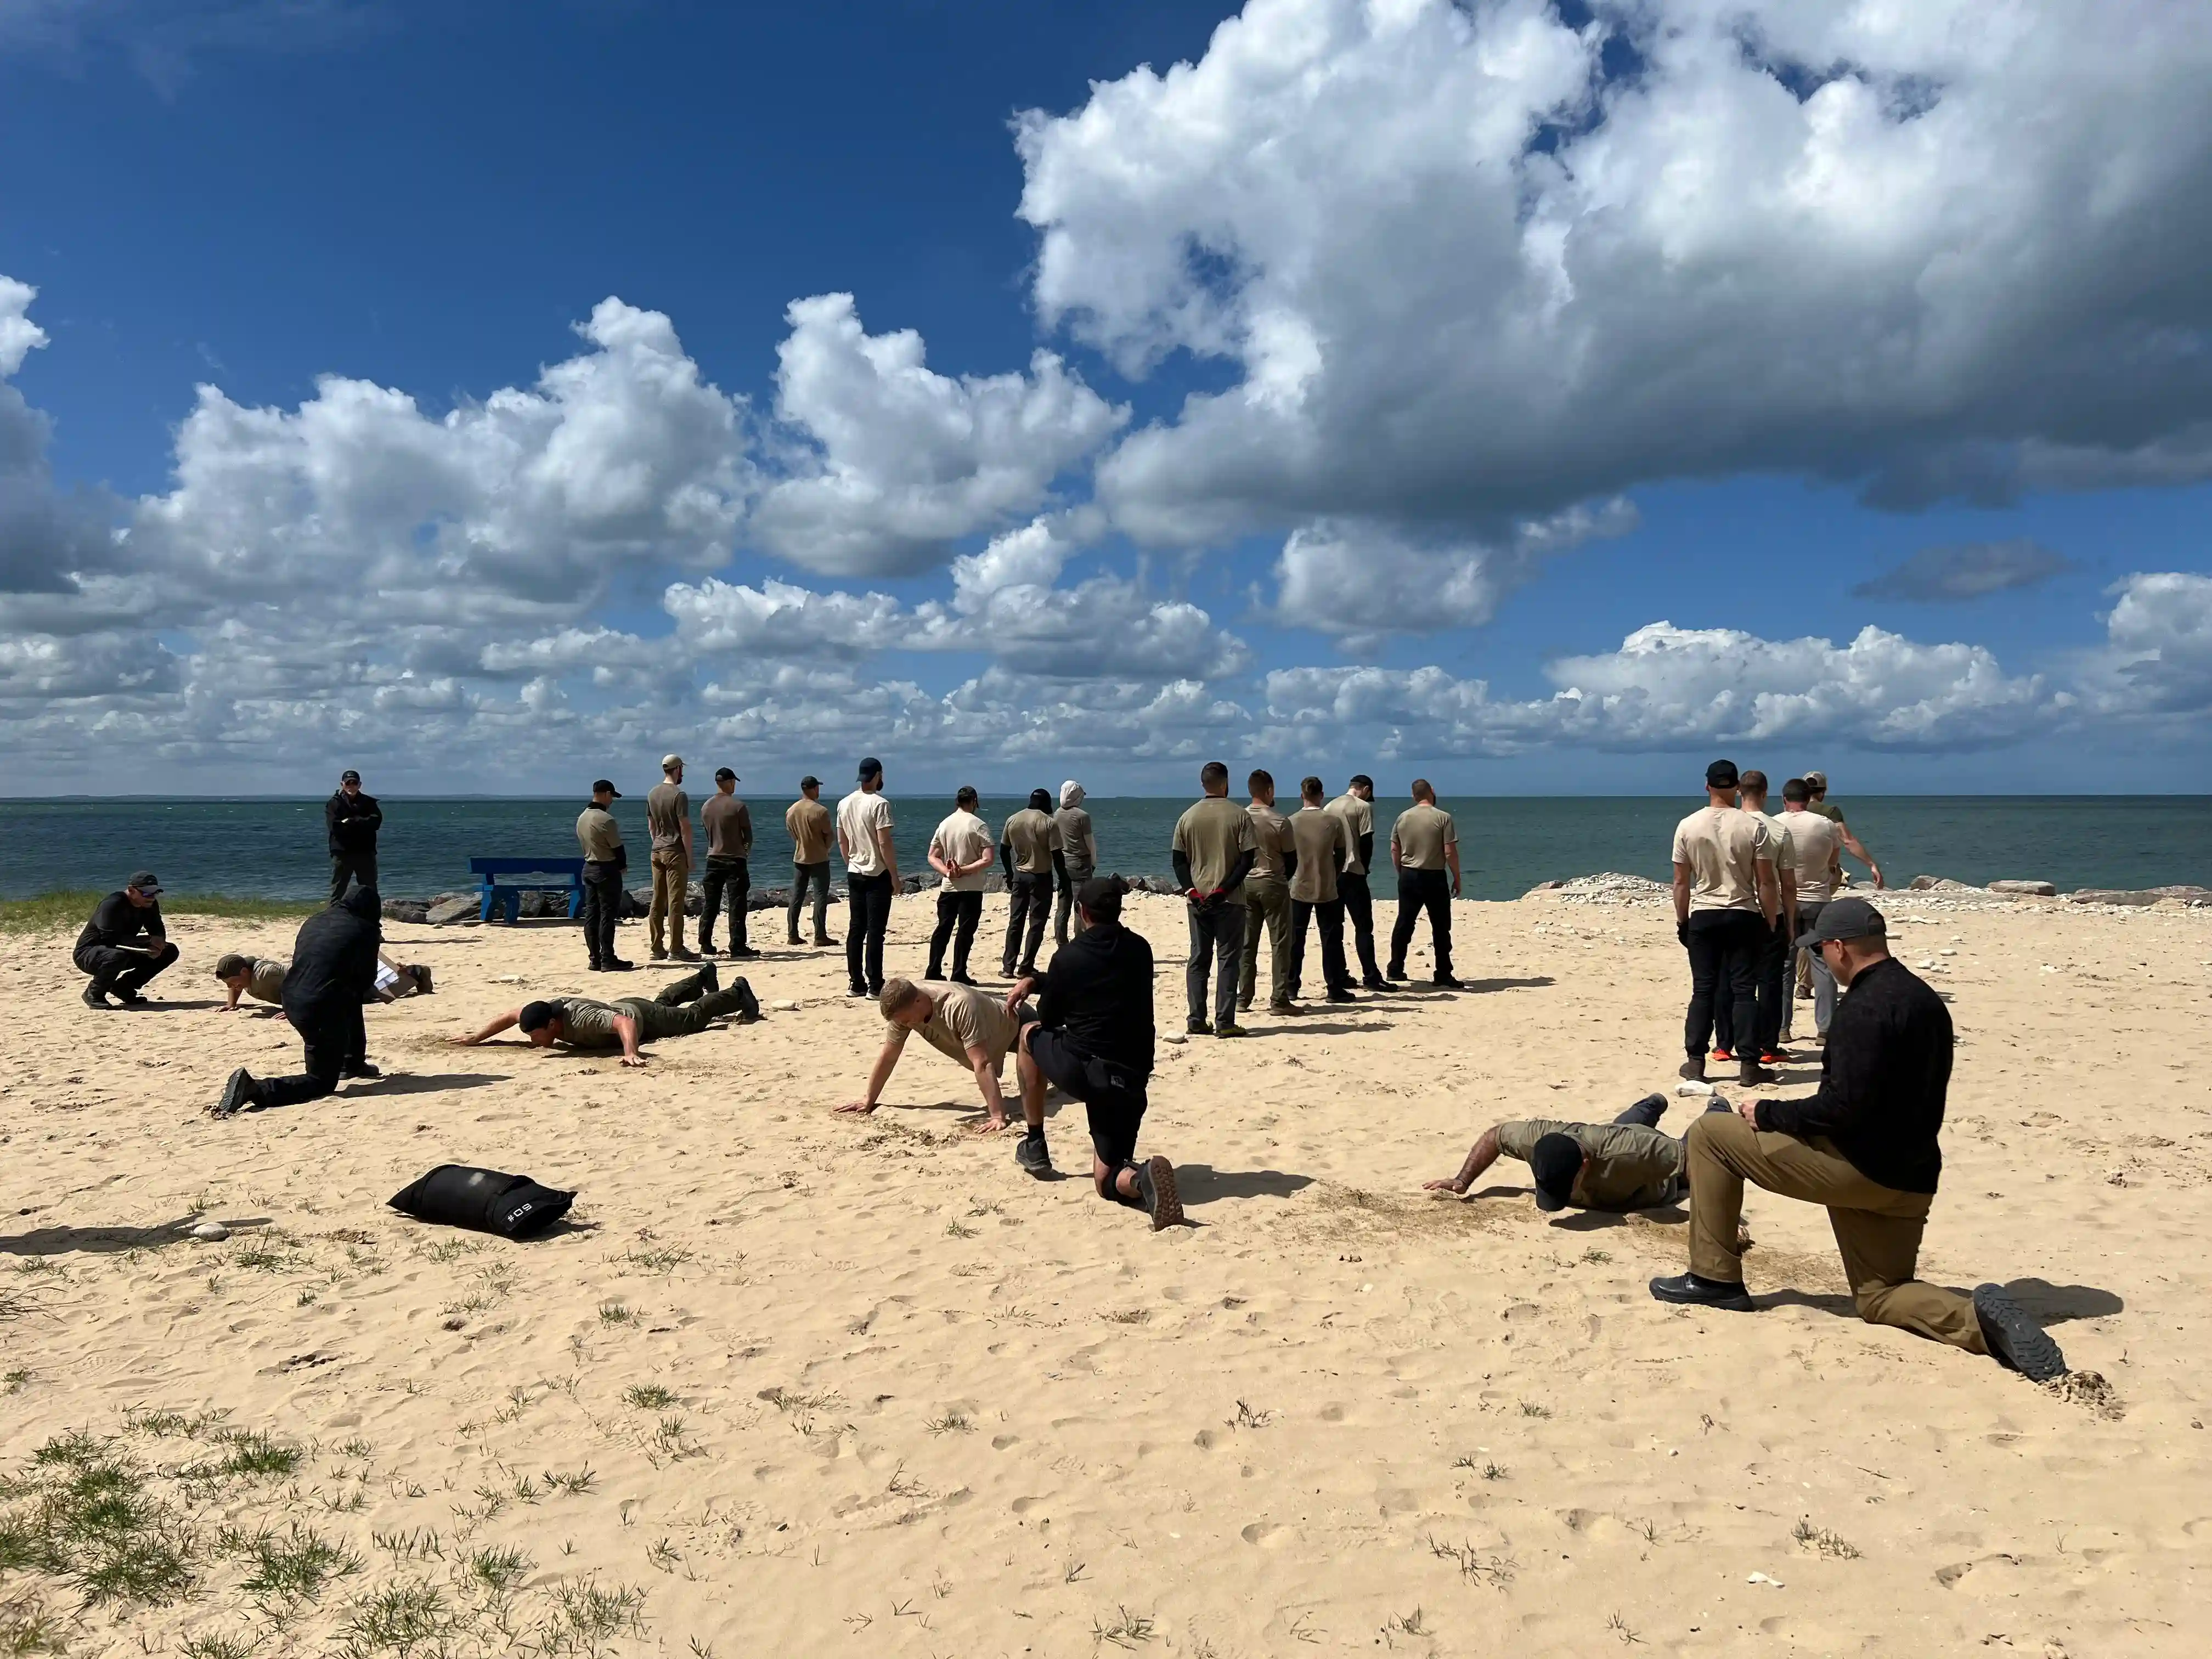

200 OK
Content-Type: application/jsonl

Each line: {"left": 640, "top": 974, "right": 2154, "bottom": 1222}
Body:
{"left": 75, "top": 872, "right": 180, "bottom": 1008}
{"left": 1425, "top": 1092, "right": 1734, "bottom": 1212}
{"left": 926, "top": 787, "right": 995, "bottom": 984}
{"left": 1053, "top": 780, "right": 1099, "bottom": 948}
{"left": 1000, "top": 787, "right": 1063, "bottom": 980}
{"left": 453, "top": 963, "right": 759, "bottom": 1068}
{"left": 211, "top": 886, "right": 385, "bottom": 1117}
{"left": 1005, "top": 878, "right": 1180, "bottom": 1227}
{"left": 1172, "top": 760, "right": 1258, "bottom": 1038}
{"left": 1649, "top": 898, "right": 2069, "bottom": 1383}
{"left": 1674, "top": 759, "right": 1781, "bottom": 1088}
{"left": 839, "top": 978, "right": 1037, "bottom": 1136}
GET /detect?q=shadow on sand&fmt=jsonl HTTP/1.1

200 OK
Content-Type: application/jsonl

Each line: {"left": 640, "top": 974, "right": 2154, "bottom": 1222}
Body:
{"left": 1173, "top": 1164, "right": 1315, "bottom": 1206}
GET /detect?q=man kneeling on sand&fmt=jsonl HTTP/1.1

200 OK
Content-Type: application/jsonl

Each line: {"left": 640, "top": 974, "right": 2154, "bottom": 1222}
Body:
{"left": 452, "top": 964, "right": 759, "bottom": 1068}
{"left": 838, "top": 978, "right": 1037, "bottom": 1134}
{"left": 1649, "top": 898, "right": 2069, "bottom": 1383}
{"left": 1424, "top": 1093, "right": 1730, "bottom": 1212}
{"left": 1005, "top": 877, "right": 1182, "bottom": 1229}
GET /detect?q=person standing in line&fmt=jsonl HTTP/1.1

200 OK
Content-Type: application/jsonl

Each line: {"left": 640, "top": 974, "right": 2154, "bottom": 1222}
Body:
{"left": 1170, "top": 760, "right": 1257, "bottom": 1037}
{"left": 785, "top": 776, "right": 837, "bottom": 948}
{"left": 74, "top": 873, "right": 180, "bottom": 1008}
{"left": 1000, "top": 788, "right": 1061, "bottom": 980}
{"left": 326, "top": 769, "right": 381, "bottom": 903}
{"left": 645, "top": 754, "right": 697, "bottom": 963}
{"left": 1780, "top": 778, "right": 1844, "bottom": 1039}
{"left": 1387, "top": 780, "right": 1463, "bottom": 988}
{"left": 1649, "top": 900, "right": 2068, "bottom": 1386}
{"left": 1238, "top": 770, "right": 1296, "bottom": 1014}
{"left": 927, "top": 787, "right": 995, "bottom": 984}
{"left": 838, "top": 757, "right": 898, "bottom": 998}
{"left": 1288, "top": 775, "right": 1357, "bottom": 1004}
{"left": 1802, "top": 771, "right": 1884, "bottom": 889}
{"left": 1053, "top": 780, "right": 1100, "bottom": 948}
{"left": 1673, "top": 759, "right": 1779, "bottom": 1087}
{"left": 211, "top": 885, "right": 385, "bottom": 1116}
{"left": 575, "top": 779, "right": 633, "bottom": 973}
{"left": 699, "top": 768, "right": 758, "bottom": 961}
{"left": 1720, "top": 769, "right": 1796, "bottom": 1066}
{"left": 1324, "top": 775, "right": 1390, "bottom": 990}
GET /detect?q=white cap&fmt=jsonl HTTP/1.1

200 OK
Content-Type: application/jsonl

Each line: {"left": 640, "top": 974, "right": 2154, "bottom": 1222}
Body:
{"left": 662, "top": 753, "right": 683, "bottom": 771}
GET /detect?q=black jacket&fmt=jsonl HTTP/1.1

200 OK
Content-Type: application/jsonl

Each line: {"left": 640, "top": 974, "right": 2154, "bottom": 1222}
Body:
{"left": 283, "top": 886, "right": 383, "bottom": 1018}
{"left": 1755, "top": 957, "right": 1952, "bottom": 1193}
{"left": 1035, "top": 919, "right": 1155, "bottom": 1078}
{"left": 327, "top": 790, "right": 382, "bottom": 856}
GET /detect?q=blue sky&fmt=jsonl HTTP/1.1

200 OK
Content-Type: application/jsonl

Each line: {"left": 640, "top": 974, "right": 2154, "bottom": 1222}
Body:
{"left": 3, "top": 0, "right": 2209, "bottom": 796}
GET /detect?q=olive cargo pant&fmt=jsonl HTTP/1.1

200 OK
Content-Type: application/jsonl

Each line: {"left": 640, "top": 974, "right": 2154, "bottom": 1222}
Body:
{"left": 1237, "top": 876, "right": 1294, "bottom": 1008}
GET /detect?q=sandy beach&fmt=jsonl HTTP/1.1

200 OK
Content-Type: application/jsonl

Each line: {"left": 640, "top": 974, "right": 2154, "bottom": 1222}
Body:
{"left": 4, "top": 884, "right": 2209, "bottom": 1656}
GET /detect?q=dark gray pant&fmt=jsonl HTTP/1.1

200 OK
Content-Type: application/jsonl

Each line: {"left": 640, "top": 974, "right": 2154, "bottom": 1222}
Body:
{"left": 699, "top": 856, "right": 749, "bottom": 952}
{"left": 1339, "top": 870, "right": 1384, "bottom": 984}
{"left": 788, "top": 862, "right": 832, "bottom": 943}
{"left": 258, "top": 1001, "right": 364, "bottom": 1109}
{"left": 847, "top": 871, "right": 894, "bottom": 994}
{"left": 75, "top": 940, "right": 180, "bottom": 997}
{"left": 330, "top": 853, "right": 376, "bottom": 904}
{"left": 1004, "top": 871, "right": 1050, "bottom": 975}
{"left": 1291, "top": 897, "right": 1350, "bottom": 998}
{"left": 1054, "top": 862, "right": 1094, "bottom": 947}
{"left": 581, "top": 861, "right": 623, "bottom": 966}
{"left": 929, "top": 889, "right": 983, "bottom": 979}
{"left": 1185, "top": 902, "right": 1245, "bottom": 1030}
{"left": 1389, "top": 868, "right": 1454, "bottom": 980}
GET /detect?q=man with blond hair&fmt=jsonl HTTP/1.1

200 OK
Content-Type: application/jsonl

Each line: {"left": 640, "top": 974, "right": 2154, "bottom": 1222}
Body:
{"left": 645, "top": 754, "right": 697, "bottom": 962}
{"left": 839, "top": 977, "right": 1035, "bottom": 1138}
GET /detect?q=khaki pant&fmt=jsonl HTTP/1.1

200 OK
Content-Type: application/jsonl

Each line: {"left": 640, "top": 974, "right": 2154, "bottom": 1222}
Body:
{"left": 648, "top": 848, "right": 690, "bottom": 957}
{"left": 1685, "top": 1111, "right": 1985, "bottom": 1353}
{"left": 1239, "top": 877, "right": 1295, "bottom": 1008}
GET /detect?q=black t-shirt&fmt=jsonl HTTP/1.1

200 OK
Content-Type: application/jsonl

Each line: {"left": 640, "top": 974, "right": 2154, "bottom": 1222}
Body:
{"left": 1035, "top": 919, "right": 1154, "bottom": 1078}
{"left": 77, "top": 891, "right": 165, "bottom": 955}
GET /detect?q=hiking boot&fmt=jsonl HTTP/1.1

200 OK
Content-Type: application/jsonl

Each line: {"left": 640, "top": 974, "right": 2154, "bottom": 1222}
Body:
{"left": 1187, "top": 1017, "right": 1212, "bottom": 1036}
{"left": 1362, "top": 976, "right": 1391, "bottom": 992}
{"left": 1384, "top": 963, "right": 1407, "bottom": 981}
{"left": 1215, "top": 1023, "right": 1249, "bottom": 1039}
{"left": 340, "top": 1061, "right": 382, "bottom": 1080}
{"left": 814, "top": 935, "right": 840, "bottom": 947}
{"left": 603, "top": 958, "right": 635, "bottom": 972}
{"left": 83, "top": 984, "right": 115, "bottom": 1009}
{"left": 112, "top": 987, "right": 148, "bottom": 1006}
{"left": 950, "top": 972, "right": 979, "bottom": 988}
{"left": 1974, "top": 1284, "right": 2067, "bottom": 1381}
{"left": 1432, "top": 974, "right": 1464, "bottom": 990}
{"left": 211, "top": 1068, "right": 258, "bottom": 1119}
{"left": 1678, "top": 1055, "right": 1708, "bottom": 1082}
{"left": 669, "top": 948, "right": 701, "bottom": 963}
{"left": 1737, "top": 1057, "right": 1779, "bottom": 1087}
{"left": 1133, "top": 1156, "right": 1183, "bottom": 1231}
{"left": 733, "top": 979, "right": 761, "bottom": 1023}
{"left": 1015, "top": 1129, "right": 1053, "bottom": 1177}
{"left": 1648, "top": 1272, "right": 1754, "bottom": 1311}
{"left": 1268, "top": 1000, "right": 1296, "bottom": 1014}
{"left": 697, "top": 961, "right": 720, "bottom": 991}
{"left": 1325, "top": 989, "right": 1357, "bottom": 1005}
{"left": 787, "top": 933, "right": 804, "bottom": 947}
{"left": 411, "top": 966, "right": 432, "bottom": 994}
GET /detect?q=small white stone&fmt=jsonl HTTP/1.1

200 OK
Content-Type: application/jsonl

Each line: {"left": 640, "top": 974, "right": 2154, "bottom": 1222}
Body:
{"left": 1675, "top": 1080, "right": 1714, "bottom": 1097}
{"left": 189, "top": 1221, "right": 229, "bottom": 1242}
{"left": 772, "top": 1000, "right": 801, "bottom": 1012}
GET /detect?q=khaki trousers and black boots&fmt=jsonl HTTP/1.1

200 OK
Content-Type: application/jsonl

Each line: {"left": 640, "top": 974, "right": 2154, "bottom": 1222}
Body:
{"left": 1237, "top": 875, "right": 1294, "bottom": 1010}
{"left": 648, "top": 848, "right": 690, "bottom": 959}
{"left": 1684, "top": 1111, "right": 1985, "bottom": 1352}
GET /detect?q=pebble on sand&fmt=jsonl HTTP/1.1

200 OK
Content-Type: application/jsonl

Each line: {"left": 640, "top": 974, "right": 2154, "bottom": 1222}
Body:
{"left": 188, "top": 1221, "right": 229, "bottom": 1242}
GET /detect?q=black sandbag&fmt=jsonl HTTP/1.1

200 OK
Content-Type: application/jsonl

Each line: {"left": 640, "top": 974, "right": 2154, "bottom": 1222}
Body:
{"left": 388, "top": 1164, "right": 574, "bottom": 1238}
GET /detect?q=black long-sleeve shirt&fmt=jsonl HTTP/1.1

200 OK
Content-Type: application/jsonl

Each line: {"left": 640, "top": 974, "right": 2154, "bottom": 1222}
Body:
{"left": 327, "top": 790, "right": 382, "bottom": 856}
{"left": 284, "top": 886, "right": 383, "bottom": 1018}
{"left": 1754, "top": 957, "right": 1951, "bottom": 1193}
{"left": 76, "top": 891, "right": 166, "bottom": 955}
{"left": 1035, "top": 918, "right": 1155, "bottom": 1079}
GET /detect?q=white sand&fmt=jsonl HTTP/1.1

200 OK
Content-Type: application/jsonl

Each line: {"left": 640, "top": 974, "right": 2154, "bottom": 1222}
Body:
{"left": 3, "top": 888, "right": 2208, "bottom": 1655}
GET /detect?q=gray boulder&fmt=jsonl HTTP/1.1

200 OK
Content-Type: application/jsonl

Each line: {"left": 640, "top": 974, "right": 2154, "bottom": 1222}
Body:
{"left": 381, "top": 898, "right": 431, "bottom": 924}
{"left": 1908, "top": 875, "right": 1978, "bottom": 891}
{"left": 979, "top": 872, "right": 1007, "bottom": 894}
{"left": 1987, "top": 879, "right": 2057, "bottom": 897}
{"left": 2065, "top": 888, "right": 2160, "bottom": 907}
{"left": 1523, "top": 879, "right": 1568, "bottom": 896}
{"left": 426, "top": 896, "right": 478, "bottom": 925}
{"left": 749, "top": 887, "right": 788, "bottom": 911}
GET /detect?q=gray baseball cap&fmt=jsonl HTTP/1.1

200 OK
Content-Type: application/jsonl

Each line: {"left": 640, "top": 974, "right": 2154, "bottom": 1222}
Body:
{"left": 1798, "top": 896, "right": 1885, "bottom": 945}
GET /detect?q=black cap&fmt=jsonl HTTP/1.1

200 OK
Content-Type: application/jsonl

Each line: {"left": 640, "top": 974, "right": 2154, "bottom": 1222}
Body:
{"left": 800, "top": 775, "right": 821, "bottom": 789}
{"left": 592, "top": 780, "right": 620, "bottom": 798}
{"left": 341, "top": 769, "right": 361, "bottom": 785}
{"left": 857, "top": 757, "right": 882, "bottom": 781}
{"left": 715, "top": 767, "right": 737, "bottom": 782}
{"left": 128, "top": 870, "right": 163, "bottom": 895}
{"left": 518, "top": 1000, "right": 560, "bottom": 1033}
{"left": 1798, "top": 896, "right": 1887, "bottom": 946}
{"left": 1528, "top": 1133, "right": 1584, "bottom": 1212}
{"left": 1705, "top": 759, "right": 1739, "bottom": 789}
{"left": 1076, "top": 875, "right": 1126, "bottom": 920}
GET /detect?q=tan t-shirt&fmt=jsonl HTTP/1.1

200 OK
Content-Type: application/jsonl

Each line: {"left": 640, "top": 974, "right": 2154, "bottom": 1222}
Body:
{"left": 245, "top": 958, "right": 287, "bottom": 1005}
{"left": 1001, "top": 808, "right": 1061, "bottom": 875}
{"left": 837, "top": 789, "right": 895, "bottom": 876}
{"left": 1393, "top": 802, "right": 1457, "bottom": 871}
{"left": 1494, "top": 1119, "right": 1686, "bottom": 1210}
{"left": 1671, "top": 805, "right": 1773, "bottom": 913}
{"left": 1759, "top": 811, "right": 1796, "bottom": 880}
{"left": 786, "top": 797, "right": 833, "bottom": 865}
{"left": 1781, "top": 808, "right": 1843, "bottom": 904}
{"left": 1323, "top": 793, "right": 1375, "bottom": 874}
{"left": 575, "top": 803, "right": 623, "bottom": 864}
{"left": 645, "top": 781, "right": 690, "bottom": 854}
{"left": 930, "top": 809, "right": 995, "bottom": 893}
{"left": 1172, "top": 796, "right": 1259, "bottom": 905}
{"left": 702, "top": 793, "right": 753, "bottom": 860}
{"left": 1245, "top": 803, "right": 1292, "bottom": 883}
{"left": 1288, "top": 806, "right": 1350, "bottom": 903}
{"left": 1055, "top": 805, "right": 1098, "bottom": 870}
{"left": 890, "top": 981, "right": 1018, "bottom": 1069}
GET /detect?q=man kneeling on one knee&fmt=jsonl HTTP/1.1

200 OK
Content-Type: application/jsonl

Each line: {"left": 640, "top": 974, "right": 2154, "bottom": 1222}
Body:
{"left": 1650, "top": 898, "right": 2068, "bottom": 1383}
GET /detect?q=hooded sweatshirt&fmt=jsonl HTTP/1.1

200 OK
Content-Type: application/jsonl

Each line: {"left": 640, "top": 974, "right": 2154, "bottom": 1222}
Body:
{"left": 283, "top": 887, "right": 384, "bottom": 1019}
{"left": 1055, "top": 780, "right": 1098, "bottom": 870}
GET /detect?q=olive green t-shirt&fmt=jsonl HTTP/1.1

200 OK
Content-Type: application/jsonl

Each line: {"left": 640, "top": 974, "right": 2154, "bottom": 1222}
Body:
{"left": 1001, "top": 808, "right": 1061, "bottom": 875}
{"left": 702, "top": 793, "right": 753, "bottom": 860}
{"left": 1288, "top": 806, "right": 1350, "bottom": 904}
{"left": 245, "top": 958, "right": 287, "bottom": 1006}
{"left": 1393, "top": 802, "right": 1457, "bottom": 871}
{"left": 1494, "top": 1119, "right": 1685, "bottom": 1210}
{"left": 646, "top": 781, "right": 690, "bottom": 853}
{"left": 1055, "top": 805, "right": 1098, "bottom": 870}
{"left": 1245, "top": 804, "right": 1291, "bottom": 883}
{"left": 549, "top": 997, "right": 624, "bottom": 1049}
{"left": 1171, "top": 797, "right": 1258, "bottom": 905}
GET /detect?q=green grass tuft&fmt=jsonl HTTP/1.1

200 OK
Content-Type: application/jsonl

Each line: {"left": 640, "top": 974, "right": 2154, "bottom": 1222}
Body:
{"left": 0, "top": 890, "right": 320, "bottom": 936}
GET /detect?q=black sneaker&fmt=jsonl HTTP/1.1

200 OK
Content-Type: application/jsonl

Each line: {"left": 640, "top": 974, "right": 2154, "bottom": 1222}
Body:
{"left": 1384, "top": 965, "right": 1407, "bottom": 983}
{"left": 848, "top": 984, "right": 870, "bottom": 998}
{"left": 1432, "top": 974, "right": 1464, "bottom": 990}
{"left": 1974, "top": 1284, "right": 2067, "bottom": 1381}
{"left": 412, "top": 966, "right": 433, "bottom": 995}
{"left": 1133, "top": 1156, "right": 1183, "bottom": 1231}
{"left": 1325, "top": 989, "right": 1357, "bottom": 1004}
{"left": 729, "top": 947, "right": 760, "bottom": 961}
{"left": 1015, "top": 1130, "right": 1052, "bottom": 1177}
{"left": 112, "top": 987, "right": 148, "bottom": 1006}
{"left": 814, "top": 936, "right": 840, "bottom": 947}
{"left": 587, "top": 962, "right": 605, "bottom": 972}
{"left": 83, "top": 985, "right": 115, "bottom": 1009}
{"left": 1362, "top": 977, "right": 1391, "bottom": 992}
{"left": 1215, "top": 1023, "right": 1249, "bottom": 1039}
{"left": 1187, "top": 1017, "right": 1212, "bottom": 1036}
{"left": 733, "top": 979, "right": 761, "bottom": 1023}
{"left": 1678, "top": 1055, "right": 1708, "bottom": 1082}
{"left": 211, "top": 1068, "right": 257, "bottom": 1119}
{"left": 603, "top": 958, "right": 636, "bottom": 972}
{"left": 697, "top": 961, "right": 720, "bottom": 992}
{"left": 950, "top": 972, "right": 979, "bottom": 988}
{"left": 1647, "top": 1273, "right": 1754, "bottom": 1311}
{"left": 340, "top": 1061, "right": 382, "bottom": 1080}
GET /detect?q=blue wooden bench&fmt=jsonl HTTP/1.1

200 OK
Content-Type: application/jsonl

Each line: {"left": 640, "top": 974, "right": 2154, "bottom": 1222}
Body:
{"left": 469, "top": 856, "right": 588, "bottom": 923}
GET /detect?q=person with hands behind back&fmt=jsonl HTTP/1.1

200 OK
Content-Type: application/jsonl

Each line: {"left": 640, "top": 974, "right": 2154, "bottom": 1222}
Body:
{"left": 1170, "top": 760, "right": 1257, "bottom": 1039}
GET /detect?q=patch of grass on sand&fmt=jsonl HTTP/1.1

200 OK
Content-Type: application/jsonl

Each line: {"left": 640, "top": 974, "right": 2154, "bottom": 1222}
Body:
{"left": 0, "top": 1430, "right": 200, "bottom": 1607}
{"left": 227, "top": 1520, "right": 365, "bottom": 1609}
{"left": 0, "top": 890, "right": 319, "bottom": 936}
